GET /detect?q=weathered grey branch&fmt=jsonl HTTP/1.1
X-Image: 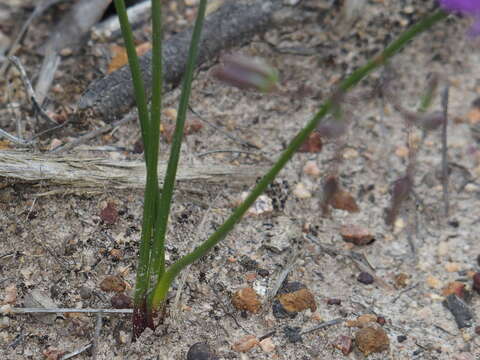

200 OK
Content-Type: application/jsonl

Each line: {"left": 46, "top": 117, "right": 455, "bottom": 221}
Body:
{"left": 77, "top": 0, "right": 286, "bottom": 122}
{"left": 0, "top": 150, "right": 266, "bottom": 190}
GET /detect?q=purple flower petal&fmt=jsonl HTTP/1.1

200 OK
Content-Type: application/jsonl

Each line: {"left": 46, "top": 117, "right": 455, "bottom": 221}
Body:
{"left": 468, "top": 17, "right": 480, "bottom": 36}
{"left": 439, "top": 0, "right": 480, "bottom": 36}
{"left": 439, "top": 0, "right": 480, "bottom": 13}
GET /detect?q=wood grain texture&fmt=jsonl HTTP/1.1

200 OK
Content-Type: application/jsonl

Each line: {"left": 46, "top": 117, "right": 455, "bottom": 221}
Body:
{"left": 77, "top": 0, "right": 285, "bottom": 122}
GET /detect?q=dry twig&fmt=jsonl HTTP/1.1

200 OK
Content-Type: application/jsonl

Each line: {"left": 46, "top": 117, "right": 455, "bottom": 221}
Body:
{"left": 78, "top": 0, "right": 288, "bottom": 122}
{"left": 0, "top": 150, "right": 267, "bottom": 191}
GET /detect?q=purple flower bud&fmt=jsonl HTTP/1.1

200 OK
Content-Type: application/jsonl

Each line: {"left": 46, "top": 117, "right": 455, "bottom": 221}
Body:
{"left": 439, "top": 0, "right": 480, "bottom": 36}
{"left": 212, "top": 55, "right": 279, "bottom": 93}
{"left": 417, "top": 111, "right": 445, "bottom": 131}
{"left": 317, "top": 117, "right": 348, "bottom": 139}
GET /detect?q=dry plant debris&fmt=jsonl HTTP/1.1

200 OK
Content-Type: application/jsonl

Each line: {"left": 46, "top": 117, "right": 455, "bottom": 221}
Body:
{"left": 231, "top": 287, "right": 261, "bottom": 314}
{"left": 355, "top": 324, "right": 390, "bottom": 356}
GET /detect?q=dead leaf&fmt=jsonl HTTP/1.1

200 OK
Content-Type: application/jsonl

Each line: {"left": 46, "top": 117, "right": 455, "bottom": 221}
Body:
{"left": 232, "top": 335, "right": 259, "bottom": 352}
{"left": 100, "top": 201, "right": 118, "bottom": 225}
{"left": 330, "top": 189, "right": 359, "bottom": 212}
{"left": 100, "top": 275, "right": 126, "bottom": 293}
{"left": 108, "top": 42, "right": 152, "bottom": 73}
{"left": 355, "top": 325, "right": 389, "bottom": 356}
{"left": 298, "top": 132, "right": 322, "bottom": 153}
{"left": 231, "top": 287, "right": 261, "bottom": 313}
{"left": 278, "top": 288, "right": 317, "bottom": 313}
{"left": 340, "top": 224, "right": 374, "bottom": 245}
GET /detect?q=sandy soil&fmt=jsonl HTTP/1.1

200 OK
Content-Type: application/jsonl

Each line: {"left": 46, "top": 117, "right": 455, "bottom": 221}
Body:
{"left": 1, "top": 0, "right": 480, "bottom": 359}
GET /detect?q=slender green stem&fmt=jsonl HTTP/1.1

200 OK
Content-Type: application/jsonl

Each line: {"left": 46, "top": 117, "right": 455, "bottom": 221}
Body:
{"left": 113, "top": 0, "right": 155, "bottom": 307}
{"left": 146, "top": 0, "right": 164, "bottom": 284}
{"left": 418, "top": 75, "right": 439, "bottom": 113}
{"left": 151, "top": 9, "right": 449, "bottom": 308}
{"left": 149, "top": 0, "right": 208, "bottom": 283}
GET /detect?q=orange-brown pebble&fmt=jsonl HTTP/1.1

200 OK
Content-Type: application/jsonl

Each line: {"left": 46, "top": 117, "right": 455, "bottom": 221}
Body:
{"left": 232, "top": 335, "right": 259, "bottom": 352}
{"left": 232, "top": 288, "right": 261, "bottom": 313}
{"left": 278, "top": 288, "right": 317, "bottom": 313}
{"left": 99, "top": 275, "right": 126, "bottom": 293}
{"left": 355, "top": 325, "right": 390, "bottom": 356}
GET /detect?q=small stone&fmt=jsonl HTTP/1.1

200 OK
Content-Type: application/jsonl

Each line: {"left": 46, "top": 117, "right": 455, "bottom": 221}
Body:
{"left": 277, "top": 288, "right": 317, "bottom": 313}
{"left": 393, "top": 218, "right": 405, "bottom": 234}
{"left": 118, "top": 331, "right": 128, "bottom": 344}
{"left": 397, "top": 335, "right": 407, "bottom": 343}
{"left": 468, "top": 107, "right": 480, "bottom": 125}
{"left": 357, "top": 272, "right": 374, "bottom": 285}
{"left": 472, "top": 272, "right": 480, "bottom": 294}
{"left": 48, "top": 138, "right": 63, "bottom": 151}
{"left": 99, "top": 275, "right": 126, "bottom": 293}
{"left": 163, "top": 107, "right": 177, "bottom": 121}
{"left": 332, "top": 335, "right": 352, "bottom": 355}
{"left": 232, "top": 335, "right": 259, "bottom": 352}
{"left": 376, "top": 316, "right": 386, "bottom": 326}
{"left": 0, "top": 317, "right": 10, "bottom": 329}
{"left": 100, "top": 202, "right": 118, "bottom": 225}
{"left": 110, "top": 248, "right": 123, "bottom": 260}
{"left": 244, "top": 272, "right": 256, "bottom": 282}
{"left": 242, "top": 193, "right": 273, "bottom": 216}
{"left": 475, "top": 326, "right": 480, "bottom": 335}
{"left": 394, "top": 273, "right": 410, "bottom": 289}
{"left": 187, "top": 342, "right": 218, "bottom": 360}
{"left": 60, "top": 47, "right": 73, "bottom": 56}
{"left": 355, "top": 325, "right": 390, "bottom": 356}
{"left": 303, "top": 161, "right": 321, "bottom": 177}
{"left": 283, "top": 326, "right": 302, "bottom": 343}
{"left": 293, "top": 183, "right": 311, "bottom": 199}
{"left": 231, "top": 288, "right": 261, "bottom": 314}
{"left": 111, "top": 293, "right": 133, "bottom": 309}
{"left": 330, "top": 189, "right": 359, "bottom": 212}
{"left": 426, "top": 275, "right": 442, "bottom": 289}
{"left": 395, "top": 145, "right": 409, "bottom": 158}
{"left": 257, "top": 269, "right": 269, "bottom": 277}
{"left": 464, "top": 183, "right": 478, "bottom": 193}
{"left": 298, "top": 132, "right": 322, "bottom": 153}
{"left": 239, "top": 256, "right": 258, "bottom": 271}
{"left": 259, "top": 337, "right": 275, "bottom": 352}
{"left": 78, "top": 286, "right": 93, "bottom": 300}
{"left": 272, "top": 282, "right": 306, "bottom": 318}
{"left": 326, "top": 298, "right": 341, "bottom": 306}
{"left": 442, "top": 281, "right": 466, "bottom": 299}
{"left": 343, "top": 148, "right": 358, "bottom": 159}
{"left": 442, "top": 294, "right": 473, "bottom": 329}
{"left": 437, "top": 242, "right": 449, "bottom": 256}
{"left": 340, "top": 225, "right": 375, "bottom": 245}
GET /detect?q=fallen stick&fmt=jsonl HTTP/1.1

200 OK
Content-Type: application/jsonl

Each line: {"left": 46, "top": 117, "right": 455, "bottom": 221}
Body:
{"left": 0, "top": 150, "right": 266, "bottom": 190}
{"left": 2, "top": 307, "right": 132, "bottom": 314}
{"left": 77, "top": 0, "right": 288, "bottom": 122}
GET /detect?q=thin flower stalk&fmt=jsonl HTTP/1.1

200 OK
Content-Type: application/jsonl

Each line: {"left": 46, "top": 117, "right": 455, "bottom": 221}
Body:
{"left": 149, "top": 0, "right": 208, "bottom": 288}
{"left": 112, "top": 0, "right": 155, "bottom": 316}
{"left": 150, "top": 10, "right": 449, "bottom": 310}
